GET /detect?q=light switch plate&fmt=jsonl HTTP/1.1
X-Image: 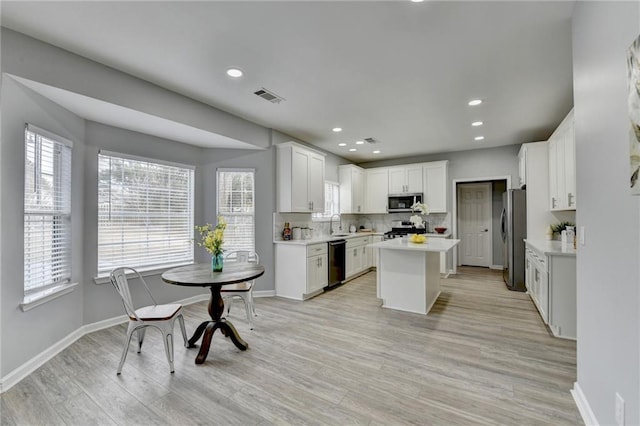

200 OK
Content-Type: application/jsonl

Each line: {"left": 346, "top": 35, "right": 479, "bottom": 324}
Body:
{"left": 579, "top": 226, "right": 585, "bottom": 246}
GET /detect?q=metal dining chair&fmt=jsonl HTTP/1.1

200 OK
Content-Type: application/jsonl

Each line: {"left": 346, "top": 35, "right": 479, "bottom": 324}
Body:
{"left": 222, "top": 251, "right": 259, "bottom": 329}
{"left": 109, "top": 267, "right": 188, "bottom": 375}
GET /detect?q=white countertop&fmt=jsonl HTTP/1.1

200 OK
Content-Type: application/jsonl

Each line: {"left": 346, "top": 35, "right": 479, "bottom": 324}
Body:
{"left": 524, "top": 239, "right": 577, "bottom": 257}
{"left": 273, "top": 230, "right": 452, "bottom": 246}
{"left": 273, "top": 232, "right": 384, "bottom": 246}
{"left": 369, "top": 237, "right": 460, "bottom": 252}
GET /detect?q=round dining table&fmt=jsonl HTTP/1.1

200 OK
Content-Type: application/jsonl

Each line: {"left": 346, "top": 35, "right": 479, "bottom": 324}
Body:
{"left": 161, "top": 262, "right": 265, "bottom": 364}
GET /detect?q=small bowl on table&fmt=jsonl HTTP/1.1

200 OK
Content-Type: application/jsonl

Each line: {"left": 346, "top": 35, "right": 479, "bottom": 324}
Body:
{"left": 434, "top": 227, "right": 447, "bottom": 234}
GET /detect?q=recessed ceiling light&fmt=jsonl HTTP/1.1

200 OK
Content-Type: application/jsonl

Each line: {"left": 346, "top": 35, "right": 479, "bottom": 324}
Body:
{"left": 226, "top": 68, "right": 243, "bottom": 78}
{"left": 355, "top": 140, "right": 365, "bottom": 145}
{"left": 338, "top": 143, "right": 347, "bottom": 147}
{"left": 349, "top": 148, "right": 357, "bottom": 152}
{"left": 474, "top": 136, "right": 485, "bottom": 141}
{"left": 472, "top": 121, "right": 483, "bottom": 127}
{"left": 332, "top": 127, "right": 343, "bottom": 132}
{"left": 373, "top": 150, "right": 381, "bottom": 154}
{"left": 410, "top": 0, "right": 424, "bottom": 2}
{"left": 468, "top": 99, "right": 483, "bottom": 106}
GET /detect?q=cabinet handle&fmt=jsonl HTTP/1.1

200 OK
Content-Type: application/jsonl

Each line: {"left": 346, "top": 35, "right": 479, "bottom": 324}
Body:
{"left": 568, "top": 193, "right": 574, "bottom": 207}
{"left": 551, "top": 197, "right": 556, "bottom": 209}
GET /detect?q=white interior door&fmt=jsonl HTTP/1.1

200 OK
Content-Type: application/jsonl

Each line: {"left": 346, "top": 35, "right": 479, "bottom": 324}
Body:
{"left": 458, "top": 183, "right": 492, "bottom": 267}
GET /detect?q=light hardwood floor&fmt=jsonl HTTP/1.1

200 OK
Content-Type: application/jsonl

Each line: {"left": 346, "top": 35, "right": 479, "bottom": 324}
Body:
{"left": 1, "top": 267, "right": 583, "bottom": 425}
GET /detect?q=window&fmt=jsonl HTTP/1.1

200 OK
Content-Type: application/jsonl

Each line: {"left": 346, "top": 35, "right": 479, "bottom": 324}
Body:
{"left": 217, "top": 169, "right": 255, "bottom": 252}
{"left": 24, "top": 124, "right": 72, "bottom": 294}
{"left": 312, "top": 181, "right": 340, "bottom": 221}
{"left": 97, "top": 151, "right": 194, "bottom": 275}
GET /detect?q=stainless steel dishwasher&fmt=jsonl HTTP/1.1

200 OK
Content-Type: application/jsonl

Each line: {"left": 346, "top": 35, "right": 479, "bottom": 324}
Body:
{"left": 327, "top": 239, "right": 346, "bottom": 288}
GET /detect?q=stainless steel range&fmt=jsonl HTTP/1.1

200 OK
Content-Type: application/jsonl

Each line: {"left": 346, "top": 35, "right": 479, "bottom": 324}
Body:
{"left": 383, "top": 220, "right": 427, "bottom": 240}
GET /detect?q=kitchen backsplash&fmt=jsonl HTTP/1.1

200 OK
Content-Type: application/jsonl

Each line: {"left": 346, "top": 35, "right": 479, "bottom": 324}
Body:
{"left": 273, "top": 212, "right": 451, "bottom": 241}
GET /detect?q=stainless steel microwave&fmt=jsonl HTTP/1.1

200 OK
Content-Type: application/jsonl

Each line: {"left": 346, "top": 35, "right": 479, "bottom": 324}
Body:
{"left": 387, "top": 193, "right": 423, "bottom": 212}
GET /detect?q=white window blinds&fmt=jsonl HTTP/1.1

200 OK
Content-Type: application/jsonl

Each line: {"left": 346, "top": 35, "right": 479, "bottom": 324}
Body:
{"left": 97, "top": 152, "right": 194, "bottom": 274}
{"left": 24, "top": 125, "right": 72, "bottom": 293}
{"left": 217, "top": 169, "right": 255, "bottom": 253}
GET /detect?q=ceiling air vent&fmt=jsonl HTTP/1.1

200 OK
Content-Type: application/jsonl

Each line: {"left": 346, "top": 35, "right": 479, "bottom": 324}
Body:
{"left": 364, "top": 137, "right": 378, "bottom": 144}
{"left": 254, "top": 87, "right": 285, "bottom": 104}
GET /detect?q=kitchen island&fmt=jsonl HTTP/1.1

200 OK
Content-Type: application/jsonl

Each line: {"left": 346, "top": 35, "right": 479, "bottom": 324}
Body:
{"left": 369, "top": 237, "right": 460, "bottom": 315}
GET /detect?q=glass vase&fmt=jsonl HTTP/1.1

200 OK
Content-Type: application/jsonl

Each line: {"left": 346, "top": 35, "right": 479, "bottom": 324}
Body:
{"left": 212, "top": 253, "right": 224, "bottom": 272}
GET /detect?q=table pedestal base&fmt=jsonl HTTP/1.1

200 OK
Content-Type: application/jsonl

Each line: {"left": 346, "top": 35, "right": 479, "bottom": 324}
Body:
{"left": 188, "top": 319, "right": 248, "bottom": 364}
{"left": 187, "top": 285, "right": 248, "bottom": 364}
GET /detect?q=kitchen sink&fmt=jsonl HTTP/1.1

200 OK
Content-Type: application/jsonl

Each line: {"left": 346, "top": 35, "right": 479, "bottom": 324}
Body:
{"left": 331, "top": 234, "right": 350, "bottom": 237}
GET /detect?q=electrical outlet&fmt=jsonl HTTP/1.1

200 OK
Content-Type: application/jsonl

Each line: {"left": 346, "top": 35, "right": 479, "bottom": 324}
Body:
{"left": 615, "top": 392, "right": 625, "bottom": 426}
{"left": 579, "top": 226, "right": 585, "bottom": 246}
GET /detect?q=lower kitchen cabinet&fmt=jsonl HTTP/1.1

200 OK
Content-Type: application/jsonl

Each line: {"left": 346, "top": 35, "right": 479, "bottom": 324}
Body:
{"left": 525, "top": 240, "right": 576, "bottom": 339}
{"left": 346, "top": 236, "right": 371, "bottom": 280}
{"left": 307, "top": 251, "right": 328, "bottom": 294}
{"left": 275, "top": 242, "right": 328, "bottom": 300}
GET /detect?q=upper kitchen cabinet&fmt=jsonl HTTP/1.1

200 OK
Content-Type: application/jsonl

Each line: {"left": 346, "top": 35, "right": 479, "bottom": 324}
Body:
{"left": 423, "top": 161, "right": 448, "bottom": 213}
{"left": 277, "top": 142, "right": 325, "bottom": 213}
{"left": 520, "top": 141, "right": 555, "bottom": 239}
{"left": 388, "top": 165, "right": 423, "bottom": 194}
{"left": 339, "top": 164, "right": 364, "bottom": 214}
{"left": 364, "top": 168, "right": 389, "bottom": 213}
{"left": 548, "top": 110, "right": 576, "bottom": 211}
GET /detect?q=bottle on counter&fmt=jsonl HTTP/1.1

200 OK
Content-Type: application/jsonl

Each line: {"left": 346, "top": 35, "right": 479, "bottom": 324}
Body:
{"left": 545, "top": 225, "right": 553, "bottom": 240}
{"left": 283, "top": 222, "right": 292, "bottom": 241}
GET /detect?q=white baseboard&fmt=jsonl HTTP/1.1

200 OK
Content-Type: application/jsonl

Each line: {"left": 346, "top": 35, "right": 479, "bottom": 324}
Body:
{"left": 571, "top": 382, "right": 598, "bottom": 426}
{"left": 0, "top": 293, "right": 210, "bottom": 394}
{"left": 254, "top": 290, "right": 276, "bottom": 298}
{"left": 490, "top": 264, "right": 504, "bottom": 270}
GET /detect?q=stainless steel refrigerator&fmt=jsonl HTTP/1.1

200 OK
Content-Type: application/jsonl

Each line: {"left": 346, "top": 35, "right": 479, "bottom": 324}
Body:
{"left": 501, "top": 189, "right": 527, "bottom": 291}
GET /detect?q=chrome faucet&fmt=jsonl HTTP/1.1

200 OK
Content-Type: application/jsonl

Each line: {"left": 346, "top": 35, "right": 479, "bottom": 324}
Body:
{"left": 329, "top": 214, "right": 342, "bottom": 235}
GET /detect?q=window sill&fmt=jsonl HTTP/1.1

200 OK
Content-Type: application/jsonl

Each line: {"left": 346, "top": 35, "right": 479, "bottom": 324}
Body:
{"left": 21, "top": 282, "right": 79, "bottom": 312}
{"left": 93, "top": 262, "right": 195, "bottom": 285}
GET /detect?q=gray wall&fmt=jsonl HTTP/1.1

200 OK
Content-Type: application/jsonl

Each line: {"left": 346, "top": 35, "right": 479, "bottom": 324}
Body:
{"left": 82, "top": 122, "right": 210, "bottom": 325}
{"left": 572, "top": 2, "right": 640, "bottom": 425}
{"left": 198, "top": 147, "right": 276, "bottom": 293}
{"left": 1, "top": 76, "right": 86, "bottom": 376}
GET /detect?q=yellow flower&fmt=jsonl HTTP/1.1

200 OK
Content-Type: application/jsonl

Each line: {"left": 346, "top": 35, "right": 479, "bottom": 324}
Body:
{"left": 195, "top": 216, "right": 226, "bottom": 255}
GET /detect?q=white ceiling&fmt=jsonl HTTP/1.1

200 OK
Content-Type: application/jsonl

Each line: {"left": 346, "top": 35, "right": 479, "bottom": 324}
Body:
{"left": 1, "top": 1, "right": 575, "bottom": 162}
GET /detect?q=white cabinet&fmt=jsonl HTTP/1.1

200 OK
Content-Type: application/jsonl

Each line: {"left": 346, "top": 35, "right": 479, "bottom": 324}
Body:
{"left": 526, "top": 246, "right": 549, "bottom": 323}
{"left": 277, "top": 142, "right": 325, "bottom": 213}
{"left": 307, "top": 250, "right": 328, "bottom": 293}
{"left": 423, "top": 161, "right": 448, "bottom": 213}
{"left": 548, "top": 110, "right": 576, "bottom": 211}
{"left": 364, "top": 168, "right": 389, "bottom": 213}
{"left": 525, "top": 241, "right": 576, "bottom": 339}
{"left": 275, "top": 242, "right": 327, "bottom": 300}
{"left": 388, "top": 165, "right": 423, "bottom": 194}
{"left": 346, "top": 236, "right": 371, "bottom": 280}
{"left": 339, "top": 165, "right": 364, "bottom": 214}
{"left": 520, "top": 142, "right": 555, "bottom": 240}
